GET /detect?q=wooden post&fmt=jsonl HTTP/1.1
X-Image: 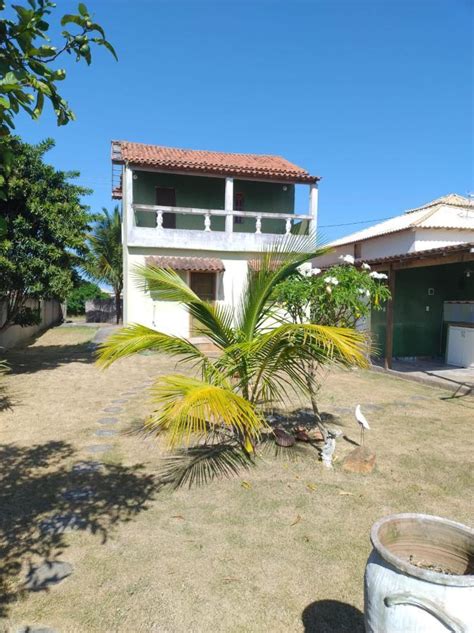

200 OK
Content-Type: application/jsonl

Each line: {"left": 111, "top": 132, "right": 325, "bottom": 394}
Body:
{"left": 384, "top": 264, "right": 396, "bottom": 369}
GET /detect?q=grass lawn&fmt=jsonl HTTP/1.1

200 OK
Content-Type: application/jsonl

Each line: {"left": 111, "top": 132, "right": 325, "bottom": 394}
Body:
{"left": 0, "top": 325, "right": 472, "bottom": 632}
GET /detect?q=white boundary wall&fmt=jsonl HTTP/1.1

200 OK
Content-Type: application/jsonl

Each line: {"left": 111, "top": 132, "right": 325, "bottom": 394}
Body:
{"left": 0, "top": 298, "right": 64, "bottom": 349}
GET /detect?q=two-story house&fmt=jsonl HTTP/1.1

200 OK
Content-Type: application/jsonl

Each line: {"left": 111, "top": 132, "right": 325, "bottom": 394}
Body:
{"left": 112, "top": 141, "right": 319, "bottom": 337}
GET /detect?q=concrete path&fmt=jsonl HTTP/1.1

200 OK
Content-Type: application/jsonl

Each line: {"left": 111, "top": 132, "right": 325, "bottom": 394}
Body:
{"left": 372, "top": 358, "right": 474, "bottom": 397}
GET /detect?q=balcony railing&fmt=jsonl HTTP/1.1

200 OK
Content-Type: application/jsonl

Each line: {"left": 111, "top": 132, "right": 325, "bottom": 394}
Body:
{"left": 132, "top": 204, "right": 313, "bottom": 235}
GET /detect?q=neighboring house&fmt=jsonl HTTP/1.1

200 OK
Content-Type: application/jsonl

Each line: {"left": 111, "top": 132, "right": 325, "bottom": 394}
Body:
{"left": 314, "top": 194, "right": 474, "bottom": 367}
{"left": 112, "top": 140, "right": 319, "bottom": 337}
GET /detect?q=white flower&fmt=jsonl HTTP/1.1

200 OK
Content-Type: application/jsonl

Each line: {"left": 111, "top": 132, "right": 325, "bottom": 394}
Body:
{"left": 312, "top": 267, "right": 321, "bottom": 276}
{"left": 361, "top": 262, "right": 371, "bottom": 270}
{"left": 369, "top": 271, "right": 388, "bottom": 280}
{"left": 324, "top": 276, "right": 339, "bottom": 285}
{"left": 339, "top": 254, "right": 355, "bottom": 265}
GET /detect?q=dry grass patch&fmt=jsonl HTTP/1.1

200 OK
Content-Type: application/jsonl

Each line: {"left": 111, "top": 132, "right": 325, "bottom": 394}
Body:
{"left": 0, "top": 326, "right": 472, "bottom": 632}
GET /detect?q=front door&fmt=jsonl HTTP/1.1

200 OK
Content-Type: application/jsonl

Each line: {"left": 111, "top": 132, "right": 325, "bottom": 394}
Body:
{"left": 189, "top": 272, "right": 216, "bottom": 336}
{"left": 155, "top": 187, "right": 176, "bottom": 228}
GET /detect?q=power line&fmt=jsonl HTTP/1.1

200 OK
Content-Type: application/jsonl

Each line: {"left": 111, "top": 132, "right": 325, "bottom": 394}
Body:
{"left": 319, "top": 216, "right": 394, "bottom": 228}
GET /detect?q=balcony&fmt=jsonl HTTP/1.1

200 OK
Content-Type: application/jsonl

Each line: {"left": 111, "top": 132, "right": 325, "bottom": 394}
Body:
{"left": 126, "top": 204, "right": 315, "bottom": 251}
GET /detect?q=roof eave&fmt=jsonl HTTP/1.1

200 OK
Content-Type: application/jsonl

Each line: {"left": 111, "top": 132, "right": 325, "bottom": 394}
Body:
{"left": 124, "top": 160, "right": 320, "bottom": 184}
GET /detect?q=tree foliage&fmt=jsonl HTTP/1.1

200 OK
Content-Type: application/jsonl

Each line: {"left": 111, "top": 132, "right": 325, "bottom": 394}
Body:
{"left": 84, "top": 206, "right": 123, "bottom": 323}
{"left": 97, "top": 238, "right": 369, "bottom": 465}
{"left": 0, "top": 0, "right": 116, "bottom": 134}
{"left": 0, "top": 0, "right": 116, "bottom": 196}
{"left": 0, "top": 136, "right": 91, "bottom": 331}
{"left": 66, "top": 278, "right": 107, "bottom": 315}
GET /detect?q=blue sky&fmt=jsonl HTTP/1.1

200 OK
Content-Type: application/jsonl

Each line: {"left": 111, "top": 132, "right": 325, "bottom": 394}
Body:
{"left": 15, "top": 0, "right": 473, "bottom": 242}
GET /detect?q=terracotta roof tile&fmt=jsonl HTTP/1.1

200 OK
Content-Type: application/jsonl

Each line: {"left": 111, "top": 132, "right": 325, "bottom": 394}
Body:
{"left": 146, "top": 256, "right": 225, "bottom": 272}
{"left": 112, "top": 140, "right": 318, "bottom": 184}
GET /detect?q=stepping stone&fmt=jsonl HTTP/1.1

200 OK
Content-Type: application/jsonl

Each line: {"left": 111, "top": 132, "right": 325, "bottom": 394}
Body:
{"left": 97, "top": 417, "right": 118, "bottom": 425}
{"left": 62, "top": 487, "right": 94, "bottom": 501}
{"left": 86, "top": 444, "right": 112, "bottom": 454}
{"left": 25, "top": 560, "right": 74, "bottom": 591}
{"left": 95, "top": 429, "right": 117, "bottom": 437}
{"left": 40, "top": 514, "right": 87, "bottom": 535}
{"left": 72, "top": 461, "right": 103, "bottom": 474}
{"left": 103, "top": 406, "right": 122, "bottom": 413}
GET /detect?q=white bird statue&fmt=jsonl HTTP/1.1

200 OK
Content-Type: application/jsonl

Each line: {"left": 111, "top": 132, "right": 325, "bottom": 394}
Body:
{"left": 355, "top": 404, "right": 370, "bottom": 446}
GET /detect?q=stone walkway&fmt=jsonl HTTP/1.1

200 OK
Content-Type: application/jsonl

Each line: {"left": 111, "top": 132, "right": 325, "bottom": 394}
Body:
{"left": 19, "top": 326, "right": 154, "bottom": 633}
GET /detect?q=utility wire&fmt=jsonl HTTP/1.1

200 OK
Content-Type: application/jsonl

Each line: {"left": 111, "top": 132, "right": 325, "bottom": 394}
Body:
{"left": 319, "top": 216, "right": 394, "bottom": 228}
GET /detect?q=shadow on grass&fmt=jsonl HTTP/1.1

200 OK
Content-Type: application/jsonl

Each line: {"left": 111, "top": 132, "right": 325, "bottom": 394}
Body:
{"left": 302, "top": 599, "right": 364, "bottom": 632}
{"left": 158, "top": 442, "right": 254, "bottom": 489}
{"left": 3, "top": 342, "right": 96, "bottom": 375}
{"left": 0, "top": 440, "right": 158, "bottom": 617}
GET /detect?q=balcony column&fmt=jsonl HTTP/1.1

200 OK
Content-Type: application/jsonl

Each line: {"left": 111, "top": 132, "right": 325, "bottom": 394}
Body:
{"left": 225, "top": 177, "right": 234, "bottom": 233}
{"left": 309, "top": 182, "right": 319, "bottom": 235}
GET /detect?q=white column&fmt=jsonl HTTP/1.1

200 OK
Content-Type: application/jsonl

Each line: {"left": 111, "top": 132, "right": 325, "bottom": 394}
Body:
{"left": 225, "top": 177, "right": 234, "bottom": 233}
{"left": 309, "top": 182, "right": 319, "bottom": 235}
{"left": 123, "top": 166, "right": 133, "bottom": 325}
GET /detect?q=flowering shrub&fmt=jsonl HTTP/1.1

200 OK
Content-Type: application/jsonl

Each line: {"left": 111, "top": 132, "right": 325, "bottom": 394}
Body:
{"left": 274, "top": 256, "right": 391, "bottom": 328}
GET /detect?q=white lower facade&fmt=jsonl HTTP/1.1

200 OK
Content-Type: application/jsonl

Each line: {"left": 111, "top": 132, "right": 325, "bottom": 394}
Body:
{"left": 125, "top": 246, "right": 260, "bottom": 337}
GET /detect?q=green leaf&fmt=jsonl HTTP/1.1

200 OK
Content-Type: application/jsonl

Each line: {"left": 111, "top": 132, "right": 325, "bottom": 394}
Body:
{"left": 60, "top": 14, "right": 84, "bottom": 27}
{"left": 78, "top": 2, "right": 88, "bottom": 16}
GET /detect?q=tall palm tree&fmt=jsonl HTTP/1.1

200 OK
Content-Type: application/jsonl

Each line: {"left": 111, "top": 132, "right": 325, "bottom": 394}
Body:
{"left": 86, "top": 206, "right": 122, "bottom": 323}
{"left": 97, "top": 237, "right": 368, "bottom": 458}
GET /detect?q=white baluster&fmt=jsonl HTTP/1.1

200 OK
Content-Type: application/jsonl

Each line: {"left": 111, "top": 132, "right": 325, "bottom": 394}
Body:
{"left": 256, "top": 215, "right": 262, "bottom": 234}
{"left": 204, "top": 213, "right": 211, "bottom": 231}
{"left": 285, "top": 217, "right": 292, "bottom": 235}
{"left": 156, "top": 211, "right": 163, "bottom": 230}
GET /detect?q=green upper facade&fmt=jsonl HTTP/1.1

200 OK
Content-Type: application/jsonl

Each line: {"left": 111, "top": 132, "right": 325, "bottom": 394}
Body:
{"left": 112, "top": 140, "right": 318, "bottom": 235}
{"left": 133, "top": 170, "right": 296, "bottom": 234}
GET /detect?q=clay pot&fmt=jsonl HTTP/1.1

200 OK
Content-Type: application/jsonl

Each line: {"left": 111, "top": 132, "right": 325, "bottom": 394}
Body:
{"left": 365, "top": 513, "right": 474, "bottom": 633}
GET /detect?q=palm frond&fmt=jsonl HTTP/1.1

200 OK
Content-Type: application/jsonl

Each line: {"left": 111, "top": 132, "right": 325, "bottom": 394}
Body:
{"left": 95, "top": 323, "right": 216, "bottom": 375}
{"left": 237, "top": 234, "right": 329, "bottom": 338}
{"left": 134, "top": 265, "right": 236, "bottom": 349}
{"left": 146, "top": 374, "right": 268, "bottom": 447}
{"left": 158, "top": 441, "right": 253, "bottom": 488}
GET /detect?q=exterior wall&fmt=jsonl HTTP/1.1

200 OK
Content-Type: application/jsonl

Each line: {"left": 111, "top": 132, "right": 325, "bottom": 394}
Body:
{"left": 132, "top": 169, "right": 295, "bottom": 234}
{"left": 371, "top": 262, "right": 474, "bottom": 359}
{"left": 85, "top": 298, "right": 122, "bottom": 323}
{"left": 126, "top": 247, "right": 254, "bottom": 336}
{"left": 315, "top": 229, "right": 474, "bottom": 269}
{"left": 314, "top": 231, "right": 417, "bottom": 268}
{"left": 0, "top": 298, "right": 64, "bottom": 349}
{"left": 414, "top": 228, "right": 474, "bottom": 251}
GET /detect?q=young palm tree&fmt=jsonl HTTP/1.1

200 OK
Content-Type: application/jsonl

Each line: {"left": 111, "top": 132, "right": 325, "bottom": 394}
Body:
{"left": 97, "top": 237, "right": 368, "bottom": 460}
{"left": 86, "top": 206, "right": 123, "bottom": 323}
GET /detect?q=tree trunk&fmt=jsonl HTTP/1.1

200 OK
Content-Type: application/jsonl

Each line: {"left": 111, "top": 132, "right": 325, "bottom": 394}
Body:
{"left": 305, "top": 360, "right": 328, "bottom": 443}
{"left": 115, "top": 289, "right": 121, "bottom": 324}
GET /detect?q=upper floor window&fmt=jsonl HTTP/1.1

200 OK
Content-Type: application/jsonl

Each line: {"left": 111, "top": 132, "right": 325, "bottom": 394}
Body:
{"left": 234, "top": 192, "right": 244, "bottom": 224}
{"left": 156, "top": 187, "right": 176, "bottom": 228}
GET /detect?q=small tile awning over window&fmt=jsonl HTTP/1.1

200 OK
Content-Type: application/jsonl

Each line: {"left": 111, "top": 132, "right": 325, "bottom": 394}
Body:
{"left": 146, "top": 256, "right": 225, "bottom": 272}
